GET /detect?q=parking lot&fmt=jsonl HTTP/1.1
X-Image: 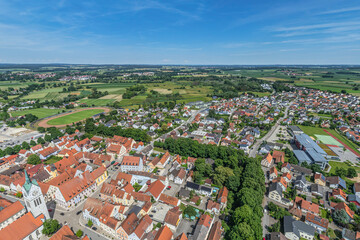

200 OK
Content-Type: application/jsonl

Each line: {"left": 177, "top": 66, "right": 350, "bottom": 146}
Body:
{"left": 175, "top": 218, "right": 195, "bottom": 237}
{"left": 0, "top": 125, "right": 43, "bottom": 150}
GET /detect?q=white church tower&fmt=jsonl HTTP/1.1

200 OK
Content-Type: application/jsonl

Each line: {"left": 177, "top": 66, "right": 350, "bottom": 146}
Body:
{"left": 22, "top": 170, "right": 50, "bottom": 219}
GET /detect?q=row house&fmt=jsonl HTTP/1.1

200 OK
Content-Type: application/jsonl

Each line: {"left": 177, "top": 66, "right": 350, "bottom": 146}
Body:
{"left": 82, "top": 198, "right": 123, "bottom": 237}
{"left": 100, "top": 182, "right": 135, "bottom": 206}
{"left": 53, "top": 170, "right": 99, "bottom": 209}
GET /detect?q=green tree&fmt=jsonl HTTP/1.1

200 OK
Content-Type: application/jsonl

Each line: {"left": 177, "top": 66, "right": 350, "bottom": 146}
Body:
{"left": 37, "top": 137, "right": 45, "bottom": 144}
{"left": 335, "top": 167, "right": 347, "bottom": 178}
{"left": 76, "top": 230, "right": 83, "bottom": 237}
{"left": 28, "top": 154, "right": 41, "bottom": 165}
{"left": 349, "top": 202, "right": 357, "bottom": 212}
{"left": 45, "top": 134, "right": 52, "bottom": 142}
{"left": 347, "top": 168, "right": 357, "bottom": 178}
{"left": 184, "top": 206, "right": 197, "bottom": 218}
{"left": 333, "top": 209, "right": 350, "bottom": 225}
{"left": 30, "top": 140, "right": 36, "bottom": 146}
{"left": 212, "top": 166, "right": 234, "bottom": 186}
{"left": 87, "top": 219, "right": 93, "bottom": 227}
{"left": 22, "top": 141, "right": 30, "bottom": 150}
{"left": 42, "top": 219, "right": 60, "bottom": 236}
{"left": 268, "top": 221, "right": 280, "bottom": 232}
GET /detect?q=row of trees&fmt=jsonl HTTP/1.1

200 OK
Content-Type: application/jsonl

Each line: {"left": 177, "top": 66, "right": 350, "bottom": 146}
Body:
{"left": 154, "top": 138, "right": 265, "bottom": 239}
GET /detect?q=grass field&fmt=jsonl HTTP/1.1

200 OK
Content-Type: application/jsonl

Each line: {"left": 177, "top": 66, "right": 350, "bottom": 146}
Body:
{"left": 328, "top": 161, "right": 360, "bottom": 175}
{"left": 47, "top": 109, "right": 104, "bottom": 125}
{"left": 247, "top": 91, "right": 272, "bottom": 97}
{"left": 10, "top": 108, "right": 62, "bottom": 119}
{"left": 79, "top": 98, "right": 115, "bottom": 106}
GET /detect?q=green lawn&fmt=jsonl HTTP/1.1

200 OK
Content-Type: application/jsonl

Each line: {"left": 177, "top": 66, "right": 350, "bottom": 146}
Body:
{"left": 47, "top": 109, "right": 104, "bottom": 125}
{"left": 328, "top": 161, "right": 360, "bottom": 175}
{"left": 298, "top": 125, "right": 325, "bottom": 138}
{"left": 10, "top": 108, "right": 62, "bottom": 119}
{"left": 44, "top": 156, "right": 62, "bottom": 164}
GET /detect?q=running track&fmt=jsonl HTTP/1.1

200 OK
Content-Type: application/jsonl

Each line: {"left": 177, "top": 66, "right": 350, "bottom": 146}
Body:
{"left": 323, "top": 129, "right": 360, "bottom": 158}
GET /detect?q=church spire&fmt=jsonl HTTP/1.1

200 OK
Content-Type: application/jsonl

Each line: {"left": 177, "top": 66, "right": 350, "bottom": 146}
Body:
{"left": 25, "top": 170, "right": 30, "bottom": 183}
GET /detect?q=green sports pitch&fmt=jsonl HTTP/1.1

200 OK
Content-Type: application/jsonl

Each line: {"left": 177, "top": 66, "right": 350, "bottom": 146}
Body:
{"left": 315, "top": 134, "right": 343, "bottom": 147}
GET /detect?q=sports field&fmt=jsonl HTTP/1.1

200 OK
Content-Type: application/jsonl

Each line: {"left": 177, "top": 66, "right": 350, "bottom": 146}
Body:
{"left": 315, "top": 134, "right": 343, "bottom": 147}
{"left": 46, "top": 109, "right": 105, "bottom": 125}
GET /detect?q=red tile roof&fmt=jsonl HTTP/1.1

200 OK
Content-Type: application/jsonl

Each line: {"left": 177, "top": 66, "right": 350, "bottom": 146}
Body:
{"left": 146, "top": 180, "right": 165, "bottom": 199}
{"left": 154, "top": 226, "right": 173, "bottom": 240}
{"left": 0, "top": 212, "right": 44, "bottom": 240}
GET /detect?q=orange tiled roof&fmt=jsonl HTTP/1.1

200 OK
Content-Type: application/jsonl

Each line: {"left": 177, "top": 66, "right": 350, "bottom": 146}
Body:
{"left": 146, "top": 180, "right": 165, "bottom": 199}
{"left": 154, "top": 226, "right": 173, "bottom": 240}
{"left": 0, "top": 200, "right": 25, "bottom": 225}
{"left": 49, "top": 225, "right": 75, "bottom": 240}
{"left": 0, "top": 212, "right": 44, "bottom": 240}
{"left": 159, "top": 193, "right": 179, "bottom": 206}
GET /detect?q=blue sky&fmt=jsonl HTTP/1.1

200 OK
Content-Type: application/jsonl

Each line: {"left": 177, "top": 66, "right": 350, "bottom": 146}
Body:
{"left": 1, "top": 0, "right": 360, "bottom": 64}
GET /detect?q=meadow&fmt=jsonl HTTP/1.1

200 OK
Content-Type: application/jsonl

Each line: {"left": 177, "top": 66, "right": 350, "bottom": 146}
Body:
{"left": 47, "top": 109, "right": 104, "bottom": 125}
{"left": 10, "top": 108, "right": 62, "bottom": 119}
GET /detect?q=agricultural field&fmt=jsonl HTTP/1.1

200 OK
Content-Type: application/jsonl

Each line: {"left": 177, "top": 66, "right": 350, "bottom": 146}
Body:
{"left": 21, "top": 87, "right": 66, "bottom": 101}
{"left": 10, "top": 108, "right": 62, "bottom": 119}
{"left": 81, "top": 82, "right": 134, "bottom": 95}
{"left": 46, "top": 109, "right": 105, "bottom": 125}
{"left": 223, "top": 68, "right": 360, "bottom": 96}
{"left": 79, "top": 98, "right": 115, "bottom": 106}
{"left": 0, "top": 81, "right": 30, "bottom": 90}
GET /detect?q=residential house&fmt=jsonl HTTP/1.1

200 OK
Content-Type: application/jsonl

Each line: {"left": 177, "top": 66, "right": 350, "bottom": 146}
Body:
{"left": 121, "top": 156, "right": 143, "bottom": 172}
{"left": 192, "top": 214, "right": 213, "bottom": 240}
{"left": 294, "top": 174, "right": 307, "bottom": 191}
{"left": 128, "top": 215, "right": 153, "bottom": 240}
{"left": 217, "top": 187, "right": 228, "bottom": 209}
{"left": 314, "top": 173, "right": 326, "bottom": 186}
{"left": 281, "top": 163, "right": 292, "bottom": 174}
{"left": 269, "top": 167, "right": 278, "bottom": 181}
{"left": 333, "top": 202, "right": 354, "bottom": 220}
{"left": 154, "top": 226, "right": 173, "bottom": 240}
{"left": 164, "top": 206, "right": 182, "bottom": 232}
{"left": 284, "top": 215, "right": 315, "bottom": 240}
{"left": 169, "top": 168, "right": 186, "bottom": 185}
{"left": 206, "top": 200, "right": 220, "bottom": 215}
{"left": 273, "top": 151, "right": 285, "bottom": 164}
{"left": 326, "top": 176, "right": 347, "bottom": 189}
{"left": 332, "top": 188, "right": 347, "bottom": 202}
{"left": 117, "top": 213, "right": 139, "bottom": 240}
{"left": 268, "top": 182, "right": 283, "bottom": 203}
{"left": 294, "top": 197, "right": 320, "bottom": 216}
{"left": 353, "top": 182, "right": 360, "bottom": 198}
{"left": 207, "top": 221, "right": 223, "bottom": 240}
{"left": 305, "top": 212, "right": 329, "bottom": 234}
{"left": 82, "top": 198, "right": 121, "bottom": 237}
{"left": 261, "top": 153, "right": 273, "bottom": 168}
{"left": 146, "top": 179, "right": 166, "bottom": 201}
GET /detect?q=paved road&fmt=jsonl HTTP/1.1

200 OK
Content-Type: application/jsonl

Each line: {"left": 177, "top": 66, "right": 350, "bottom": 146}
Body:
{"left": 249, "top": 101, "right": 293, "bottom": 158}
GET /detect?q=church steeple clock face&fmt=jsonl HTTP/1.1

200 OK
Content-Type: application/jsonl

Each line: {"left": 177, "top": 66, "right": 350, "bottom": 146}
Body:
{"left": 32, "top": 190, "right": 39, "bottom": 197}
